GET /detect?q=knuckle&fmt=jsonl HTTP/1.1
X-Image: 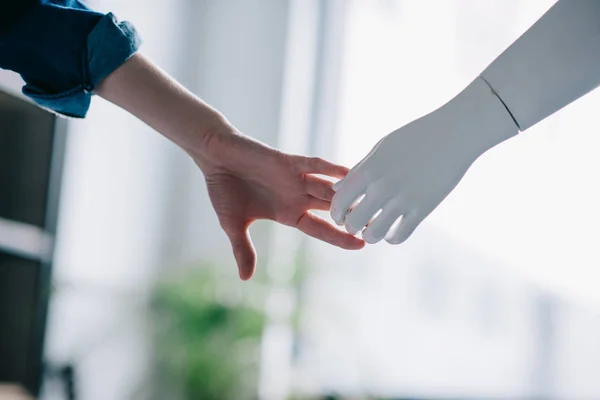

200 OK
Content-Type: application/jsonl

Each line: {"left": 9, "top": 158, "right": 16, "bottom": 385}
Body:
{"left": 286, "top": 154, "right": 302, "bottom": 172}
{"left": 299, "top": 173, "right": 309, "bottom": 189}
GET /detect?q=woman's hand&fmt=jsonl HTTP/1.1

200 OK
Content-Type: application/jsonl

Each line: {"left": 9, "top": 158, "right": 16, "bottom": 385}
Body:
{"left": 96, "top": 53, "right": 363, "bottom": 280}
{"left": 189, "top": 126, "right": 364, "bottom": 280}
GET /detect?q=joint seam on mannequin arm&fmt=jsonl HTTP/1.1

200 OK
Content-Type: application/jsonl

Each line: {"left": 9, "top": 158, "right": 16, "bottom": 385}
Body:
{"left": 478, "top": 75, "right": 521, "bottom": 132}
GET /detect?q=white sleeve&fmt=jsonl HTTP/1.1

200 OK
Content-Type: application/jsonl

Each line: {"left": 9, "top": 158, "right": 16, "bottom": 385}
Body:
{"left": 480, "top": 0, "right": 600, "bottom": 131}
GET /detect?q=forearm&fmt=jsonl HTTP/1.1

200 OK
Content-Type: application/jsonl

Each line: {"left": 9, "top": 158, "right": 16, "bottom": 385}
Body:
{"left": 480, "top": 0, "right": 600, "bottom": 131}
{"left": 95, "top": 53, "right": 227, "bottom": 157}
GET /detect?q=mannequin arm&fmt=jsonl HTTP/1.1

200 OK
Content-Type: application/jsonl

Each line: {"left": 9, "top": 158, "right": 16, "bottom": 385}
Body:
{"left": 481, "top": 0, "right": 600, "bottom": 131}
{"left": 330, "top": 0, "right": 600, "bottom": 245}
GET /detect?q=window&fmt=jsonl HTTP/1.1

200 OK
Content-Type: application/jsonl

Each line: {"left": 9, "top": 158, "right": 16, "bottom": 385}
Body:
{"left": 298, "top": 1, "right": 600, "bottom": 397}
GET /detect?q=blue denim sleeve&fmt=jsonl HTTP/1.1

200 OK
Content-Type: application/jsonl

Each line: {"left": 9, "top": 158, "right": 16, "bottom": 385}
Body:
{"left": 0, "top": 1, "right": 142, "bottom": 118}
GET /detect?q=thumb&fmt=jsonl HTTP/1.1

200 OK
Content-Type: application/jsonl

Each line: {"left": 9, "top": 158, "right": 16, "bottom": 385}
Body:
{"left": 225, "top": 224, "right": 257, "bottom": 280}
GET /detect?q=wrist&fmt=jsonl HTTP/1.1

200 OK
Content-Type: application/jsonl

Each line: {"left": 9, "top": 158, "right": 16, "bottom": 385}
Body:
{"left": 440, "top": 77, "right": 519, "bottom": 159}
{"left": 96, "top": 53, "right": 233, "bottom": 157}
{"left": 183, "top": 118, "right": 237, "bottom": 172}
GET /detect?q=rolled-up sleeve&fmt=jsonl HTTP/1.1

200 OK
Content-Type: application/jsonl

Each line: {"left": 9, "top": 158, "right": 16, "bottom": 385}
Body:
{"left": 0, "top": 0, "right": 141, "bottom": 118}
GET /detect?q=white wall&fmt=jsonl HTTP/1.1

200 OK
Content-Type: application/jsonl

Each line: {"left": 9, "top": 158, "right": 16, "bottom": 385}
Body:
{"left": 293, "top": 0, "right": 600, "bottom": 398}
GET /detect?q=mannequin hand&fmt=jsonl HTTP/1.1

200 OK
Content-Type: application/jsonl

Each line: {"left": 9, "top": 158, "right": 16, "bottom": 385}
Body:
{"left": 331, "top": 78, "right": 518, "bottom": 245}
{"left": 189, "top": 125, "right": 365, "bottom": 280}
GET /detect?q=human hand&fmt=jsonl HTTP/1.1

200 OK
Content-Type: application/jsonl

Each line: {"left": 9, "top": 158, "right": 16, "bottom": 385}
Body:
{"left": 95, "top": 53, "right": 364, "bottom": 279}
{"left": 189, "top": 124, "right": 365, "bottom": 280}
{"left": 331, "top": 78, "right": 518, "bottom": 245}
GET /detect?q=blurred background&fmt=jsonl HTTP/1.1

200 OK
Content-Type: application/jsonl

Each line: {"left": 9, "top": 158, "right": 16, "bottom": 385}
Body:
{"left": 2, "top": 0, "right": 600, "bottom": 399}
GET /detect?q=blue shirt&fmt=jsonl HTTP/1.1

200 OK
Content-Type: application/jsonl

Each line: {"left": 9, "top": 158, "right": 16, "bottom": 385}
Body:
{"left": 0, "top": 0, "right": 141, "bottom": 118}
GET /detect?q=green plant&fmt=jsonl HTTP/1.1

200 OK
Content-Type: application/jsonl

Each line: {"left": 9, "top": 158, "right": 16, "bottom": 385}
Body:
{"left": 151, "top": 265, "right": 266, "bottom": 400}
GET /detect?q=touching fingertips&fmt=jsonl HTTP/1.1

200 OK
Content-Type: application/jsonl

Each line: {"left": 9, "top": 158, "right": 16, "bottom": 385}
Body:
{"left": 326, "top": 161, "right": 350, "bottom": 176}
{"left": 343, "top": 230, "right": 365, "bottom": 246}
{"left": 362, "top": 230, "right": 381, "bottom": 244}
{"left": 330, "top": 206, "right": 345, "bottom": 225}
{"left": 337, "top": 167, "right": 351, "bottom": 176}
{"left": 325, "top": 188, "right": 335, "bottom": 201}
{"left": 344, "top": 220, "right": 361, "bottom": 236}
{"left": 341, "top": 237, "right": 365, "bottom": 249}
{"left": 351, "top": 238, "right": 366, "bottom": 249}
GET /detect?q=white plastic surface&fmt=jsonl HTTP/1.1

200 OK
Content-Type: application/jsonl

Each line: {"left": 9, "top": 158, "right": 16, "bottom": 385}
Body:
{"left": 333, "top": 0, "right": 600, "bottom": 244}
{"left": 331, "top": 78, "right": 517, "bottom": 244}
{"left": 482, "top": 0, "right": 600, "bottom": 131}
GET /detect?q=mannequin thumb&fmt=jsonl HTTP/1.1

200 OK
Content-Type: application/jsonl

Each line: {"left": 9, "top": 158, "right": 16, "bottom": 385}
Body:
{"left": 227, "top": 227, "right": 257, "bottom": 280}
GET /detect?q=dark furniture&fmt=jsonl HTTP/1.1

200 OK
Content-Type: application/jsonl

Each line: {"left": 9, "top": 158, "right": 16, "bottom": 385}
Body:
{"left": 0, "top": 89, "right": 67, "bottom": 396}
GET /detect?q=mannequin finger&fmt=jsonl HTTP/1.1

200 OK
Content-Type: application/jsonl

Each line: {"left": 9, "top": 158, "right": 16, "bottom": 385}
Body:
{"left": 362, "top": 203, "right": 406, "bottom": 244}
{"left": 333, "top": 137, "right": 385, "bottom": 191}
{"left": 332, "top": 179, "right": 343, "bottom": 192}
{"left": 292, "top": 156, "right": 349, "bottom": 178}
{"left": 333, "top": 161, "right": 362, "bottom": 191}
{"left": 385, "top": 211, "right": 421, "bottom": 245}
{"left": 296, "top": 212, "right": 365, "bottom": 249}
{"left": 305, "top": 175, "right": 335, "bottom": 201}
{"left": 343, "top": 194, "right": 386, "bottom": 235}
{"left": 330, "top": 174, "right": 367, "bottom": 225}
{"left": 333, "top": 161, "right": 363, "bottom": 191}
{"left": 332, "top": 157, "right": 367, "bottom": 192}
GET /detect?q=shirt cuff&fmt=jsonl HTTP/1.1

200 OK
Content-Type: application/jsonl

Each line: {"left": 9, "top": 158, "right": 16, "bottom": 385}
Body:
{"left": 22, "top": 13, "right": 142, "bottom": 118}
